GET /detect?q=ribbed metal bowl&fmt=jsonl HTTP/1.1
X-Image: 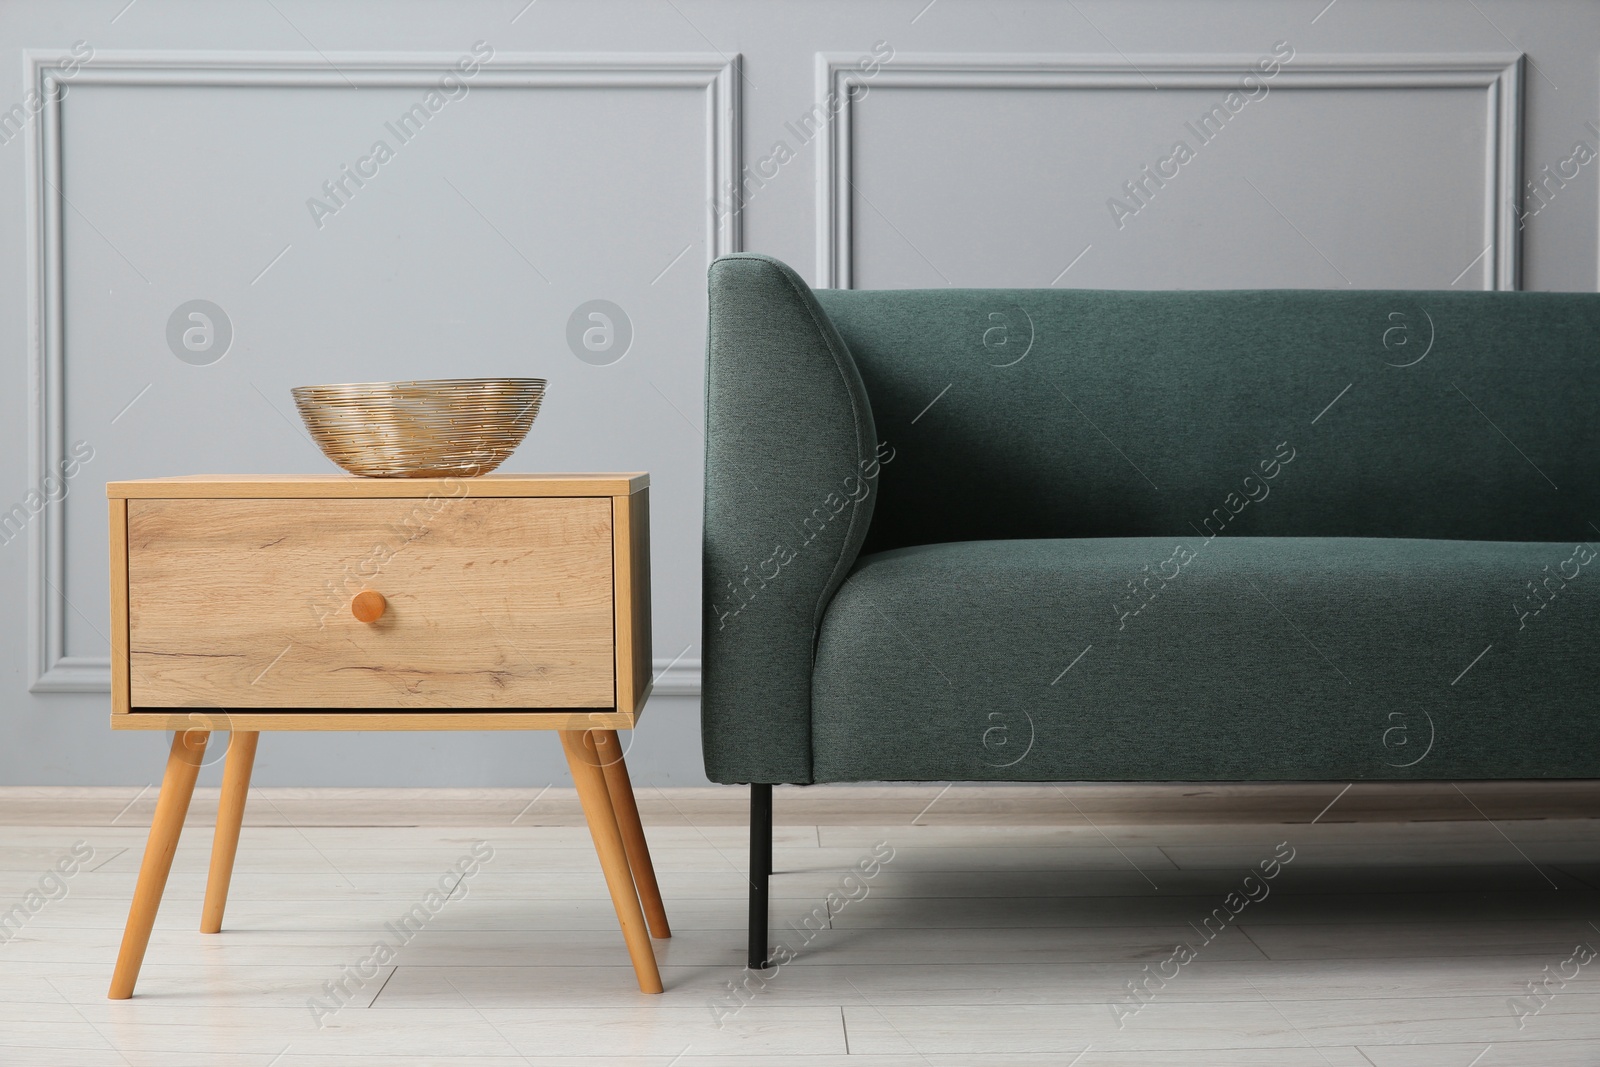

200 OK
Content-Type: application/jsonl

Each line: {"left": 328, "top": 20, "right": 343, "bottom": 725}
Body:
{"left": 291, "top": 378, "right": 546, "bottom": 478}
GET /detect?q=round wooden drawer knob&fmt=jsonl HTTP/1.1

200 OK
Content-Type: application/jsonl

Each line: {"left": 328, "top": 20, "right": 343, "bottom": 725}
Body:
{"left": 351, "top": 590, "right": 387, "bottom": 623}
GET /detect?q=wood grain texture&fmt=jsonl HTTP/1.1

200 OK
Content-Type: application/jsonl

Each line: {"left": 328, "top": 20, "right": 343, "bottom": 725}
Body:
{"left": 127, "top": 497, "right": 614, "bottom": 709}
{"left": 611, "top": 488, "right": 652, "bottom": 716}
{"left": 108, "top": 497, "right": 130, "bottom": 716}
{"left": 107, "top": 473, "right": 647, "bottom": 498}
{"left": 109, "top": 709, "right": 640, "bottom": 731}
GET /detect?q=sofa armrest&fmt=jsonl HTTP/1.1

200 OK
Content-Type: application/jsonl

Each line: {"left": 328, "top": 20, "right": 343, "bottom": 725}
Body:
{"left": 702, "top": 253, "right": 882, "bottom": 785}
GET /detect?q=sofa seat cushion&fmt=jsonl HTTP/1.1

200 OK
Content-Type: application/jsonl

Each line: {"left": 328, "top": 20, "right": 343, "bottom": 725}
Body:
{"left": 811, "top": 537, "right": 1600, "bottom": 782}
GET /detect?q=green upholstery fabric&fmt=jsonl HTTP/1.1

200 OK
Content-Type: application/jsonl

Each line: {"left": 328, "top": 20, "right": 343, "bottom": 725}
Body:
{"left": 702, "top": 254, "right": 879, "bottom": 784}
{"left": 701, "top": 253, "right": 1600, "bottom": 785}
{"left": 811, "top": 537, "right": 1600, "bottom": 782}
{"left": 811, "top": 288, "right": 1600, "bottom": 552}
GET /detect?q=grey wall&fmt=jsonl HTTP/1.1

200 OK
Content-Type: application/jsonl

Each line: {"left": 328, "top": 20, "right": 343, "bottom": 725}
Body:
{"left": 1, "top": 1, "right": 1596, "bottom": 787}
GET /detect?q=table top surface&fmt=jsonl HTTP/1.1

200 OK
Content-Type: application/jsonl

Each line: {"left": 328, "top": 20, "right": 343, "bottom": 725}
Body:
{"left": 107, "top": 472, "right": 649, "bottom": 498}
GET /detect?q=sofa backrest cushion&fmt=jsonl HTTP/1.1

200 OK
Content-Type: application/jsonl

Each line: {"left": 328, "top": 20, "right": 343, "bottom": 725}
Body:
{"left": 811, "top": 287, "right": 1600, "bottom": 552}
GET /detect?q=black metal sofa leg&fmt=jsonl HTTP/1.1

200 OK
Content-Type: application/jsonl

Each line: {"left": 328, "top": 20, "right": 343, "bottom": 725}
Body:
{"left": 748, "top": 783, "right": 772, "bottom": 970}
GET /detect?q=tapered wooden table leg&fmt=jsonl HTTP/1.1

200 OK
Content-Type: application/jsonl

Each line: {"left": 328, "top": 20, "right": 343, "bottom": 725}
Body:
{"left": 593, "top": 730, "right": 670, "bottom": 939}
{"left": 561, "top": 729, "right": 663, "bottom": 993}
{"left": 109, "top": 729, "right": 208, "bottom": 999}
{"left": 201, "top": 731, "right": 259, "bottom": 934}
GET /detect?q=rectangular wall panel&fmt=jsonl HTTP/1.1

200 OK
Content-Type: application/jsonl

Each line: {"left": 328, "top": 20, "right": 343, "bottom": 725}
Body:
{"left": 818, "top": 54, "right": 1521, "bottom": 291}
{"left": 27, "top": 52, "right": 739, "bottom": 693}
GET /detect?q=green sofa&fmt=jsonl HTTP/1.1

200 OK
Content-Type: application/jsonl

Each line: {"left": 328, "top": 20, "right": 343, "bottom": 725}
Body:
{"left": 701, "top": 251, "right": 1600, "bottom": 968}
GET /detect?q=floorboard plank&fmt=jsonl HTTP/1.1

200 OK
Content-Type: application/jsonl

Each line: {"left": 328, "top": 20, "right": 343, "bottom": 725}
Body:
{"left": 5, "top": 785, "right": 1599, "bottom": 1060}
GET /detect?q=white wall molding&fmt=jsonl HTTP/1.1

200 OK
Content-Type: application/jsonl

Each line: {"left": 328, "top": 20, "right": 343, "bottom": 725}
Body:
{"left": 650, "top": 655, "right": 701, "bottom": 696}
{"left": 24, "top": 49, "right": 740, "bottom": 693}
{"left": 816, "top": 52, "right": 1523, "bottom": 290}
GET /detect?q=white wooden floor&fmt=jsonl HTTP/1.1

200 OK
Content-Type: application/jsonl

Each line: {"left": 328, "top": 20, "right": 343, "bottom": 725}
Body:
{"left": 3, "top": 782, "right": 1600, "bottom": 1066}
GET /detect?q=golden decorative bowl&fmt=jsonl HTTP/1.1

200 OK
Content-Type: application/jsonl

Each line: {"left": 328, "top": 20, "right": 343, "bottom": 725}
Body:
{"left": 291, "top": 378, "right": 546, "bottom": 478}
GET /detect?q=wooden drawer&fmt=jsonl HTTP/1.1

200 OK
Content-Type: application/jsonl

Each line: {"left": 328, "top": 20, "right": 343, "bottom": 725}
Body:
{"left": 123, "top": 496, "right": 616, "bottom": 709}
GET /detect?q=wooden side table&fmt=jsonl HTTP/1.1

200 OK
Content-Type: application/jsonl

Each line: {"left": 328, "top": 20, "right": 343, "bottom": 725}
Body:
{"left": 104, "top": 474, "right": 669, "bottom": 998}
